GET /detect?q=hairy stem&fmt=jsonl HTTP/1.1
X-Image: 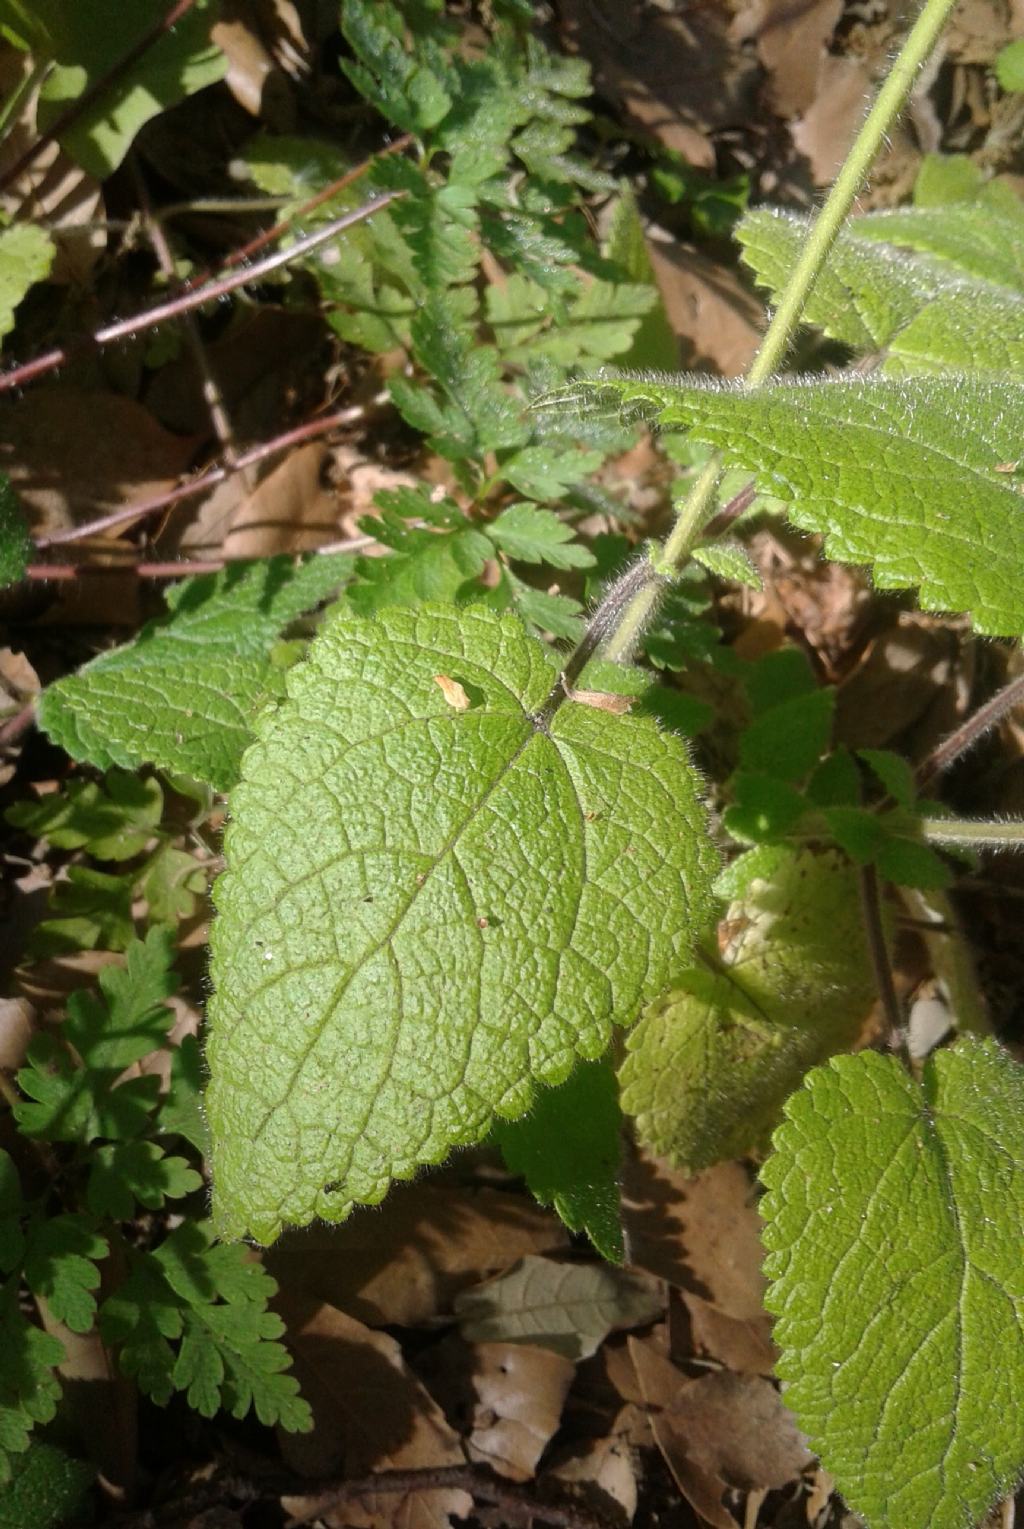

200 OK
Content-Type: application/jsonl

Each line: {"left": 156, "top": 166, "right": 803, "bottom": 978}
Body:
{"left": 858, "top": 864, "right": 907, "bottom": 1057}
{"left": 920, "top": 817, "right": 1024, "bottom": 850}
{"left": 567, "top": 0, "right": 961, "bottom": 686}
{"left": 916, "top": 670, "right": 1024, "bottom": 790}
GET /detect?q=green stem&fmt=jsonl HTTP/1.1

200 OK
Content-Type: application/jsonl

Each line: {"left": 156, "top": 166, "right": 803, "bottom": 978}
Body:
{"left": 591, "top": 0, "right": 960, "bottom": 672}
{"left": 920, "top": 818, "right": 1024, "bottom": 850}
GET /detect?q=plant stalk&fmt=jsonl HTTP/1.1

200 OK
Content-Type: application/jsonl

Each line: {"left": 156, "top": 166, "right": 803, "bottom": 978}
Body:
{"left": 580, "top": 0, "right": 961, "bottom": 678}
{"left": 920, "top": 817, "right": 1024, "bottom": 850}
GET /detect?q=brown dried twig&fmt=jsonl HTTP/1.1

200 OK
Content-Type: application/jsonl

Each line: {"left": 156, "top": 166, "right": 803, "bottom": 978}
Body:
{"left": 0, "top": 192, "right": 400, "bottom": 394}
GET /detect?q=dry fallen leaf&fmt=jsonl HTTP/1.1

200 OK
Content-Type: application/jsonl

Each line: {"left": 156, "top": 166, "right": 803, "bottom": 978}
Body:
{"left": 679, "top": 1289, "right": 777, "bottom": 1376}
{"left": 0, "top": 388, "right": 198, "bottom": 538}
{"left": 467, "top": 1341, "right": 576, "bottom": 1480}
{"left": 266, "top": 1184, "right": 569, "bottom": 1327}
{"left": 647, "top": 238, "right": 763, "bottom": 378}
{"left": 622, "top": 1155, "right": 767, "bottom": 1321}
{"left": 631, "top": 1335, "right": 813, "bottom": 1526}
{"left": 455, "top": 1255, "right": 665, "bottom": 1361}
{"left": 275, "top": 1291, "right": 466, "bottom": 1479}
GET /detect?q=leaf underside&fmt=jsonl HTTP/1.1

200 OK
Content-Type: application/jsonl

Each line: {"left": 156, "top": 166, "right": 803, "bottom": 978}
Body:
{"left": 761, "top": 1039, "right": 1024, "bottom": 1529}
{"left": 206, "top": 604, "right": 716, "bottom": 1244}
{"left": 579, "top": 373, "right": 1024, "bottom": 637}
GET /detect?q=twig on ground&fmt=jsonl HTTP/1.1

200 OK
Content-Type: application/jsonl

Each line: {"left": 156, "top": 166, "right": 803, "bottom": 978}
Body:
{"left": 109, "top": 1463, "right": 617, "bottom": 1529}
{"left": 0, "top": 192, "right": 400, "bottom": 394}
{"left": 34, "top": 402, "right": 372, "bottom": 550}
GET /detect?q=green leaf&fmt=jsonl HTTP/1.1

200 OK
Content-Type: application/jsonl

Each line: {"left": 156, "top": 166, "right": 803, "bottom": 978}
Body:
{"left": 340, "top": 0, "right": 453, "bottom": 137}
{"left": 912, "top": 153, "right": 985, "bottom": 207}
{"left": 0, "top": 1282, "right": 65, "bottom": 1486}
{"left": 502, "top": 573, "right": 586, "bottom": 639}
{"left": 22, "top": 1216, "right": 107, "bottom": 1335}
{"left": 603, "top": 187, "right": 679, "bottom": 371}
{"left": 508, "top": 279, "right": 658, "bottom": 369}
{"left": 206, "top": 603, "right": 716, "bottom": 1243}
{"left": 692, "top": 540, "right": 762, "bottom": 588}
{"left": 0, "top": 476, "right": 31, "bottom": 591}
{"left": 739, "top": 206, "right": 1024, "bottom": 369}
{"left": 350, "top": 487, "right": 490, "bottom": 614}
{"left": 139, "top": 842, "right": 208, "bottom": 923}
{"left": 455, "top": 1254, "right": 662, "bottom": 1360}
{"left": 620, "top": 849, "right": 877, "bottom": 1170}
{"left": 856, "top": 199, "right": 1024, "bottom": 293}
{"left": 16, "top": 927, "right": 177, "bottom": 1143}
{"left": 7, "top": 771, "right": 163, "bottom": 860}
{"left": 997, "top": 37, "right": 1024, "bottom": 91}
{"left": 493, "top": 1057, "right": 623, "bottom": 1261}
{"left": 499, "top": 446, "right": 605, "bottom": 500}
{"left": 578, "top": 373, "right": 1024, "bottom": 638}
{"left": 761, "top": 1038, "right": 1024, "bottom": 1529}
{"left": 28, "top": 866, "right": 134, "bottom": 956}
{"left": 738, "top": 688, "right": 833, "bottom": 782}
{"left": 36, "top": 0, "right": 227, "bottom": 178}
{"left": 157, "top": 1035, "right": 208, "bottom": 1155}
{"left": 87, "top": 1141, "right": 202, "bottom": 1220}
{"left": 100, "top": 1221, "right": 311, "bottom": 1431}
{"left": 392, "top": 296, "right": 530, "bottom": 460}
{"left": 38, "top": 555, "right": 353, "bottom": 792}
{"left": 0, "top": 1441, "right": 94, "bottom": 1529}
{"left": 858, "top": 747, "right": 917, "bottom": 807}
{"left": 486, "top": 503, "right": 596, "bottom": 570}
{"left": 0, "top": 224, "right": 53, "bottom": 340}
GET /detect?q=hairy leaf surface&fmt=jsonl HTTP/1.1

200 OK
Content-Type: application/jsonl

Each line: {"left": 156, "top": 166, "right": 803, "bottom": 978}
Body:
{"left": 206, "top": 604, "right": 716, "bottom": 1244}
{"left": 38, "top": 555, "right": 352, "bottom": 791}
{"left": 620, "top": 850, "right": 875, "bottom": 1169}
{"left": 578, "top": 373, "right": 1024, "bottom": 636}
{"left": 739, "top": 207, "right": 1024, "bottom": 374}
{"left": 761, "top": 1040, "right": 1024, "bottom": 1529}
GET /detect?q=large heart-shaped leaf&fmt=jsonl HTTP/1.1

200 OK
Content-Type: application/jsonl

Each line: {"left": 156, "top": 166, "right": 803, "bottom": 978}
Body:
{"left": 761, "top": 1039, "right": 1024, "bottom": 1529}
{"left": 206, "top": 604, "right": 716, "bottom": 1243}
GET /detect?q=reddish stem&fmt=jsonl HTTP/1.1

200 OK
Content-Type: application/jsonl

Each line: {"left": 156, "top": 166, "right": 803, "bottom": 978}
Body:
{"left": 0, "top": 192, "right": 399, "bottom": 395}
{"left": 34, "top": 404, "right": 370, "bottom": 550}
{"left": 0, "top": 0, "right": 198, "bottom": 200}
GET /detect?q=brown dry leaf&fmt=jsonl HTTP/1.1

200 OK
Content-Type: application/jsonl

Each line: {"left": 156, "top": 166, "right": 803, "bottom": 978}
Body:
{"left": 733, "top": 0, "right": 842, "bottom": 115}
{"left": 630, "top": 1339, "right": 811, "bottom": 1527}
{"left": 36, "top": 1298, "right": 137, "bottom": 1492}
{"left": 275, "top": 1291, "right": 466, "bottom": 1476}
{"left": 556, "top": 0, "right": 757, "bottom": 168}
{"left": 434, "top": 675, "right": 471, "bottom": 711}
{"left": 550, "top": 1411, "right": 639, "bottom": 1524}
{"left": 622, "top": 1155, "right": 767, "bottom": 1321}
{"left": 834, "top": 613, "right": 971, "bottom": 754}
{"left": 679, "top": 1290, "right": 777, "bottom": 1376}
{"left": 646, "top": 238, "right": 762, "bottom": 378}
{"left": 212, "top": 13, "right": 292, "bottom": 126}
{"left": 0, "top": 997, "right": 34, "bottom": 1071}
{"left": 455, "top": 1255, "right": 664, "bottom": 1361}
{"left": 266, "top": 1184, "right": 569, "bottom": 1327}
{"left": 0, "top": 648, "right": 40, "bottom": 719}
{"left": 223, "top": 442, "right": 341, "bottom": 558}
{"left": 467, "top": 1341, "right": 576, "bottom": 1480}
{"left": 791, "top": 56, "right": 874, "bottom": 185}
{"left": 0, "top": 388, "right": 197, "bottom": 538}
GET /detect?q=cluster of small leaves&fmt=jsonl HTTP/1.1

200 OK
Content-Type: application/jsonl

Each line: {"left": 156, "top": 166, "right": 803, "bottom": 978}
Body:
{"left": 238, "top": 0, "right": 671, "bottom": 643}
{"left": 0, "top": 926, "right": 309, "bottom": 1482}
{"left": 6, "top": 768, "right": 211, "bottom": 954}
